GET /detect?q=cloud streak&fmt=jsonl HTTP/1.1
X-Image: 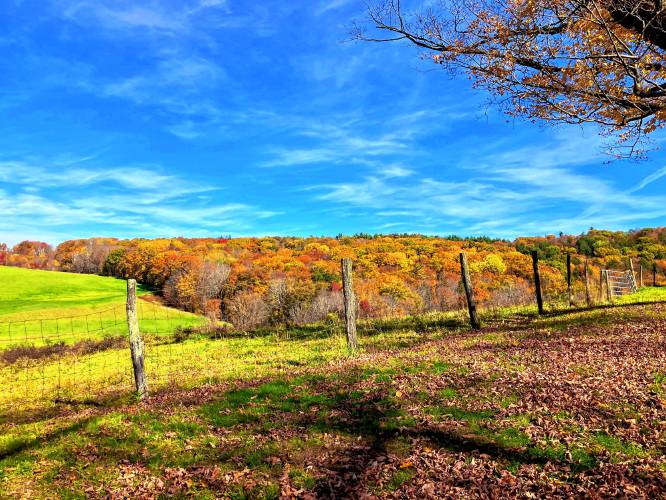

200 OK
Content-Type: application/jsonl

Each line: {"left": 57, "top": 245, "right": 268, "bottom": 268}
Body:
{"left": 308, "top": 132, "right": 666, "bottom": 237}
{"left": 628, "top": 165, "right": 666, "bottom": 193}
{"left": 0, "top": 158, "right": 278, "bottom": 245}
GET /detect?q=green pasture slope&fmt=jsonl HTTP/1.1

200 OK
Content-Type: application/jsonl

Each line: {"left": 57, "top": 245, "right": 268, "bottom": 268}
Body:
{"left": 0, "top": 266, "right": 148, "bottom": 319}
{"left": 0, "top": 266, "right": 203, "bottom": 345}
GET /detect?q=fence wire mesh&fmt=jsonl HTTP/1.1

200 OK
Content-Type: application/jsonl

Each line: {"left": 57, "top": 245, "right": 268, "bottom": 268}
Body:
{"left": 0, "top": 305, "right": 130, "bottom": 413}
{"left": 0, "top": 298, "right": 353, "bottom": 416}
{"left": 1, "top": 257, "right": 663, "bottom": 417}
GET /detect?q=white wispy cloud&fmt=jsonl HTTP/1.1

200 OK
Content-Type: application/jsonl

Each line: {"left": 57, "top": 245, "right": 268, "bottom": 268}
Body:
{"left": 259, "top": 106, "right": 462, "bottom": 168}
{"left": 292, "top": 52, "right": 369, "bottom": 89}
{"left": 60, "top": 0, "right": 278, "bottom": 38}
{"left": 628, "top": 165, "right": 666, "bottom": 193}
{"left": 101, "top": 56, "right": 225, "bottom": 103}
{"left": 307, "top": 131, "right": 666, "bottom": 237}
{"left": 315, "top": 0, "right": 355, "bottom": 16}
{"left": 0, "top": 158, "right": 279, "bottom": 245}
{"left": 382, "top": 165, "right": 413, "bottom": 178}
{"left": 0, "top": 160, "right": 206, "bottom": 192}
{"left": 63, "top": 2, "right": 185, "bottom": 31}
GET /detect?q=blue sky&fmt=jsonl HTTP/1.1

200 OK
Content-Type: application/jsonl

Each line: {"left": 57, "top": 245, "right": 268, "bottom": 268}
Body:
{"left": 1, "top": 0, "right": 666, "bottom": 246}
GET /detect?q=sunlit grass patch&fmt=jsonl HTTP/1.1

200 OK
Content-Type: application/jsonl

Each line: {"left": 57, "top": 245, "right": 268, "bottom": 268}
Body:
{"left": 652, "top": 371, "right": 666, "bottom": 397}
{"left": 386, "top": 468, "right": 415, "bottom": 492}
{"left": 289, "top": 467, "right": 316, "bottom": 490}
{"left": 590, "top": 433, "right": 648, "bottom": 461}
{"left": 499, "top": 393, "right": 520, "bottom": 408}
{"left": 427, "top": 405, "right": 495, "bottom": 423}
{"left": 439, "top": 387, "right": 459, "bottom": 399}
{"left": 0, "top": 300, "right": 203, "bottom": 350}
{"left": 462, "top": 331, "right": 521, "bottom": 349}
{"left": 615, "top": 286, "right": 666, "bottom": 304}
{"left": 0, "top": 266, "right": 144, "bottom": 319}
{"left": 430, "top": 361, "right": 454, "bottom": 374}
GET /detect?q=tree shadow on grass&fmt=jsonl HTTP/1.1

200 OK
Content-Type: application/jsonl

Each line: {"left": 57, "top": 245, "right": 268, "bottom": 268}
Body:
{"left": 0, "top": 389, "right": 132, "bottom": 426}
{"left": 0, "top": 414, "right": 98, "bottom": 461}
{"left": 305, "top": 395, "right": 566, "bottom": 497}
{"left": 0, "top": 370, "right": 613, "bottom": 497}
{"left": 193, "top": 378, "right": 596, "bottom": 498}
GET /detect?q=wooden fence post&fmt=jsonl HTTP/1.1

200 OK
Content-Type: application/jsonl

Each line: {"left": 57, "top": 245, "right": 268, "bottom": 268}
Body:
{"left": 605, "top": 270, "right": 612, "bottom": 302}
{"left": 531, "top": 251, "right": 544, "bottom": 315}
{"left": 629, "top": 258, "right": 636, "bottom": 286}
{"left": 341, "top": 258, "right": 358, "bottom": 352}
{"left": 599, "top": 269, "right": 604, "bottom": 302}
{"left": 459, "top": 253, "right": 481, "bottom": 330}
{"left": 566, "top": 253, "right": 573, "bottom": 307}
{"left": 126, "top": 279, "right": 148, "bottom": 399}
{"left": 584, "top": 259, "right": 592, "bottom": 306}
{"left": 654, "top": 263, "right": 657, "bottom": 287}
{"left": 639, "top": 264, "right": 644, "bottom": 288}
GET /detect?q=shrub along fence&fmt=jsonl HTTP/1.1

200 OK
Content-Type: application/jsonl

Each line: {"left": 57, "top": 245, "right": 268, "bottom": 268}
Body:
{"left": 0, "top": 255, "right": 661, "bottom": 413}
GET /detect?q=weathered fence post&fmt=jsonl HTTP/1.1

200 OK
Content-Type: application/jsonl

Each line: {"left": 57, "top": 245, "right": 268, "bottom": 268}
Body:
{"left": 605, "top": 270, "right": 612, "bottom": 302}
{"left": 654, "top": 263, "right": 657, "bottom": 287}
{"left": 599, "top": 269, "right": 604, "bottom": 302}
{"left": 584, "top": 259, "right": 592, "bottom": 306}
{"left": 459, "top": 253, "right": 481, "bottom": 330}
{"left": 639, "top": 264, "right": 643, "bottom": 288}
{"left": 340, "top": 258, "right": 358, "bottom": 353}
{"left": 566, "top": 253, "right": 573, "bottom": 307}
{"left": 531, "top": 250, "right": 544, "bottom": 315}
{"left": 629, "top": 258, "right": 636, "bottom": 287}
{"left": 126, "top": 279, "right": 148, "bottom": 399}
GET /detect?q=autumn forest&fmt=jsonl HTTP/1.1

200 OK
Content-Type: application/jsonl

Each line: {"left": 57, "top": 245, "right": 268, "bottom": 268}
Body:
{"left": 3, "top": 228, "right": 666, "bottom": 330}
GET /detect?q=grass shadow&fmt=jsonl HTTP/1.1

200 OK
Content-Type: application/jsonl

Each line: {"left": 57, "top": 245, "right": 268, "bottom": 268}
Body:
{"left": 544, "top": 300, "right": 666, "bottom": 318}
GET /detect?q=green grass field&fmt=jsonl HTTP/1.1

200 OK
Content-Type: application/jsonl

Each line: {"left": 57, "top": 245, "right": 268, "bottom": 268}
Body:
{"left": 0, "top": 266, "right": 203, "bottom": 348}
{"left": 1, "top": 267, "right": 665, "bottom": 497}
{"left": 0, "top": 266, "right": 149, "bottom": 320}
{"left": 0, "top": 266, "right": 206, "bottom": 413}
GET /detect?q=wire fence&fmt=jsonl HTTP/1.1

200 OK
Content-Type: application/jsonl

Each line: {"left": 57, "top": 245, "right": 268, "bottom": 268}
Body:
{"left": 0, "top": 305, "right": 130, "bottom": 413}
{"left": 0, "top": 300, "right": 213, "bottom": 415}
{"left": 0, "top": 298, "right": 356, "bottom": 416}
{"left": 1, "top": 255, "right": 664, "bottom": 416}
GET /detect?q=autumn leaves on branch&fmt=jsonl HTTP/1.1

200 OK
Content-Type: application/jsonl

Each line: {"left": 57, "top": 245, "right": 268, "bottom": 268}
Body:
{"left": 357, "top": 0, "right": 666, "bottom": 157}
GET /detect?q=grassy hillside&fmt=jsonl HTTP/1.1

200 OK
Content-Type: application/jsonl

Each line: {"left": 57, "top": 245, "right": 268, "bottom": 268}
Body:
{"left": 1, "top": 268, "right": 665, "bottom": 497}
{"left": 0, "top": 266, "right": 149, "bottom": 320}
{"left": 0, "top": 266, "right": 203, "bottom": 347}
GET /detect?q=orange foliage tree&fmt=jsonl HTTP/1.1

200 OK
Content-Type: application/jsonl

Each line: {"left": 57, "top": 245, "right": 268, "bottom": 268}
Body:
{"left": 358, "top": 0, "right": 666, "bottom": 156}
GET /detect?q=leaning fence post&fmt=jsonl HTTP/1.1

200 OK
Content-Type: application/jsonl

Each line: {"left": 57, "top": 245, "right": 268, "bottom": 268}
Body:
{"left": 639, "top": 264, "right": 643, "bottom": 288}
{"left": 340, "top": 258, "right": 358, "bottom": 353}
{"left": 584, "top": 259, "right": 592, "bottom": 306}
{"left": 459, "top": 253, "right": 481, "bottom": 330}
{"left": 629, "top": 258, "right": 636, "bottom": 286}
{"left": 566, "top": 253, "right": 573, "bottom": 307}
{"left": 531, "top": 250, "right": 544, "bottom": 315}
{"left": 126, "top": 279, "right": 148, "bottom": 399}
